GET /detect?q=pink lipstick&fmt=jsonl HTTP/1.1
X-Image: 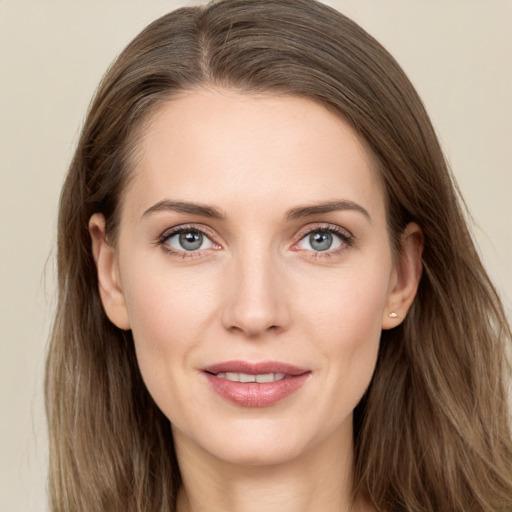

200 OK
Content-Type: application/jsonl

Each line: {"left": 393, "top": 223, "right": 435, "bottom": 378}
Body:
{"left": 202, "top": 360, "right": 311, "bottom": 407}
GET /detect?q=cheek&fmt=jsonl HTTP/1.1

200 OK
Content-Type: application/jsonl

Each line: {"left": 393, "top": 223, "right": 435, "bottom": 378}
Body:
{"left": 123, "top": 262, "right": 218, "bottom": 343}
{"left": 299, "top": 260, "right": 391, "bottom": 347}
{"left": 297, "top": 262, "right": 391, "bottom": 410}
{"left": 311, "top": 282, "right": 384, "bottom": 372}
{"left": 120, "top": 266, "right": 220, "bottom": 407}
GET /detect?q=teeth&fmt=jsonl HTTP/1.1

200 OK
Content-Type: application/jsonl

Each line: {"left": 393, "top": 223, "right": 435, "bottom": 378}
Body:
{"left": 257, "top": 373, "right": 285, "bottom": 383}
{"left": 215, "top": 372, "right": 286, "bottom": 383}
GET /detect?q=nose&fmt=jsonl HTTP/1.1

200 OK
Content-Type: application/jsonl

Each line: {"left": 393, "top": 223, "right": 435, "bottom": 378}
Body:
{"left": 220, "top": 248, "right": 291, "bottom": 338}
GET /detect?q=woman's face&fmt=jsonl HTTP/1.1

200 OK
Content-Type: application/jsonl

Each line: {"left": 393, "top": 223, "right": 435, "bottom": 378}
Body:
{"left": 92, "top": 88, "right": 420, "bottom": 466}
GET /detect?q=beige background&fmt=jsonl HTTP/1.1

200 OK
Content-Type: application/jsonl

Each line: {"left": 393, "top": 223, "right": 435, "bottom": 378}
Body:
{"left": 1, "top": 1, "right": 511, "bottom": 510}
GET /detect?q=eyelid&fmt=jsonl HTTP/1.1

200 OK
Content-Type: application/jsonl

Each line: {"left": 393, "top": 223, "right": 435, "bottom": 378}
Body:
{"left": 158, "top": 223, "right": 217, "bottom": 242}
{"left": 155, "top": 222, "right": 353, "bottom": 258}
{"left": 291, "top": 223, "right": 354, "bottom": 253}
{"left": 295, "top": 223, "right": 352, "bottom": 241}
{"left": 156, "top": 224, "right": 222, "bottom": 255}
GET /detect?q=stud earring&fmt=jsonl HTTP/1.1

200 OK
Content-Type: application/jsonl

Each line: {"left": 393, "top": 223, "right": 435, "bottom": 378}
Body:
{"left": 388, "top": 312, "right": 398, "bottom": 318}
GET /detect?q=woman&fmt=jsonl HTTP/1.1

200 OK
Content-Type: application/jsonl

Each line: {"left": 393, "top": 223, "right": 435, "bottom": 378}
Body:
{"left": 45, "top": 0, "right": 512, "bottom": 510}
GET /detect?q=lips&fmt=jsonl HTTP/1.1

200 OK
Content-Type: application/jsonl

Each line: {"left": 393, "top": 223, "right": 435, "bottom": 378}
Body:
{"left": 202, "top": 360, "right": 311, "bottom": 407}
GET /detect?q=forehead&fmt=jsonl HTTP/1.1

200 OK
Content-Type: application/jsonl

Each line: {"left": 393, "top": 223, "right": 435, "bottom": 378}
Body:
{"left": 123, "top": 88, "right": 386, "bottom": 223}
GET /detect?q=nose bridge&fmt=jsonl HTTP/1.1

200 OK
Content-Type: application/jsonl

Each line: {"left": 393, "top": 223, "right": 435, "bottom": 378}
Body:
{"left": 221, "top": 239, "right": 289, "bottom": 337}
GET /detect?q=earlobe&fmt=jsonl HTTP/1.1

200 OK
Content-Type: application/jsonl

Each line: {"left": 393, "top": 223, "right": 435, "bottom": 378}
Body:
{"left": 382, "top": 222, "right": 424, "bottom": 330}
{"left": 89, "top": 213, "right": 131, "bottom": 330}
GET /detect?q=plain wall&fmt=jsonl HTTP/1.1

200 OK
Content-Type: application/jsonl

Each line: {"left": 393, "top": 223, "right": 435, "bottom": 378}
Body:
{"left": 0, "top": 1, "right": 510, "bottom": 510}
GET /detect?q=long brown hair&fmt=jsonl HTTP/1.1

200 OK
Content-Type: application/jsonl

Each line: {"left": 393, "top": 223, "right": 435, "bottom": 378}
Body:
{"left": 46, "top": 1, "right": 512, "bottom": 510}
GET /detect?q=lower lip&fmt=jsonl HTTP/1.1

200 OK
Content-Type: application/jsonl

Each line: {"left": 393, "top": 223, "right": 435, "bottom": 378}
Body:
{"left": 204, "top": 372, "right": 311, "bottom": 407}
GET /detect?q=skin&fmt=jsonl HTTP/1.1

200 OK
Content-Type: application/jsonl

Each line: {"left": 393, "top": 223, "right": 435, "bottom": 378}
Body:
{"left": 90, "top": 88, "right": 423, "bottom": 512}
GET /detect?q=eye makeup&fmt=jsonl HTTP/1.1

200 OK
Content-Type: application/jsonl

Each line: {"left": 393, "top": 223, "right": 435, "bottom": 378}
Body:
{"left": 155, "top": 224, "right": 221, "bottom": 260}
{"left": 291, "top": 223, "right": 354, "bottom": 260}
{"left": 154, "top": 221, "right": 354, "bottom": 261}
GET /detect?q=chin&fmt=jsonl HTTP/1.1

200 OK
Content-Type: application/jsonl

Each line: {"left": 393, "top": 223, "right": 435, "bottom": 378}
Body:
{"left": 173, "top": 416, "right": 336, "bottom": 468}
{"left": 207, "top": 438, "right": 307, "bottom": 467}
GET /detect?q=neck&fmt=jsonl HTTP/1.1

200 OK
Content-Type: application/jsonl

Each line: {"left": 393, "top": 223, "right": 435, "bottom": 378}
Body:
{"left": 173, "top": 422, "right": 371, "bottom": 512}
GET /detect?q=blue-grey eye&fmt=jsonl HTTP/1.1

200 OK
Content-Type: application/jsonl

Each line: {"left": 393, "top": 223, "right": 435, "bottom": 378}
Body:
{"left": 166, "top": 230, "right": 213, "bottom": 251}
{"left": 298, "top": 230, "right": 343, "bottom": 252}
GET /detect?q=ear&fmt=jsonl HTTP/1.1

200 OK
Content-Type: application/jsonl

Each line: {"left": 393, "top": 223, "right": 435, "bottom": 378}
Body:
{"left": 89, "top": 213, "right": 131, "bottom": 330}
{"left": 382, "top": 222, "right": 423, "bottom": 330}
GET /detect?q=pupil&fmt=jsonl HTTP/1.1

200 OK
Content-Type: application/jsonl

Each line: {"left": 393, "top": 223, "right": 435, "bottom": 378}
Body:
{"left": 179, "top": 231, "right": 203, "bottom": 251}
{"left": 310, "top": 232, "right": 332, "bottom": 251}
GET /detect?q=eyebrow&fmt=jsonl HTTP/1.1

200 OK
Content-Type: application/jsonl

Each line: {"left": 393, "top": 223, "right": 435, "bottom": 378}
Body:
{"left": 141, "top": 198, "right": 370, "bottom": 222}
{"left": 286, "top": 200, "right": 371, "bottom": 221}
{"left": 141, "top": 200, "right": 225, "bottom": 220}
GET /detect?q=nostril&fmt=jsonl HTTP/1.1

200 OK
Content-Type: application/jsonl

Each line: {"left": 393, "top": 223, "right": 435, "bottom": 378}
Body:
{"left": 220, "top": 276, "right": 291, "bottom": 336}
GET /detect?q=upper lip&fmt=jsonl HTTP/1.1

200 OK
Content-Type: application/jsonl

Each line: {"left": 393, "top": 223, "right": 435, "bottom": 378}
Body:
{"left": 202, "top": 360, "right": 309, "bottom": 376}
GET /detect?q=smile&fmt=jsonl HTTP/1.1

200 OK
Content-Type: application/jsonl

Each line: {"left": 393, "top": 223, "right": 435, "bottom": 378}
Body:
{"left": 215, "top": 372, "right": 286, "bottom": 383}
{"left": 202, "top": 361, "right": 311, "bottom": 407}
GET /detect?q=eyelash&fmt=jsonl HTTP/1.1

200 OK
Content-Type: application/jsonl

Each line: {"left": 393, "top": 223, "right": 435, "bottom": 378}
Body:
{"left": 156, "top": 223, "right": 354, "bottom": 259}
{"left": 156, "top": 224, "right": 219, "bottom": 259}
{"left": 293, "top": 224, "right": 354, "bottom": 258}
